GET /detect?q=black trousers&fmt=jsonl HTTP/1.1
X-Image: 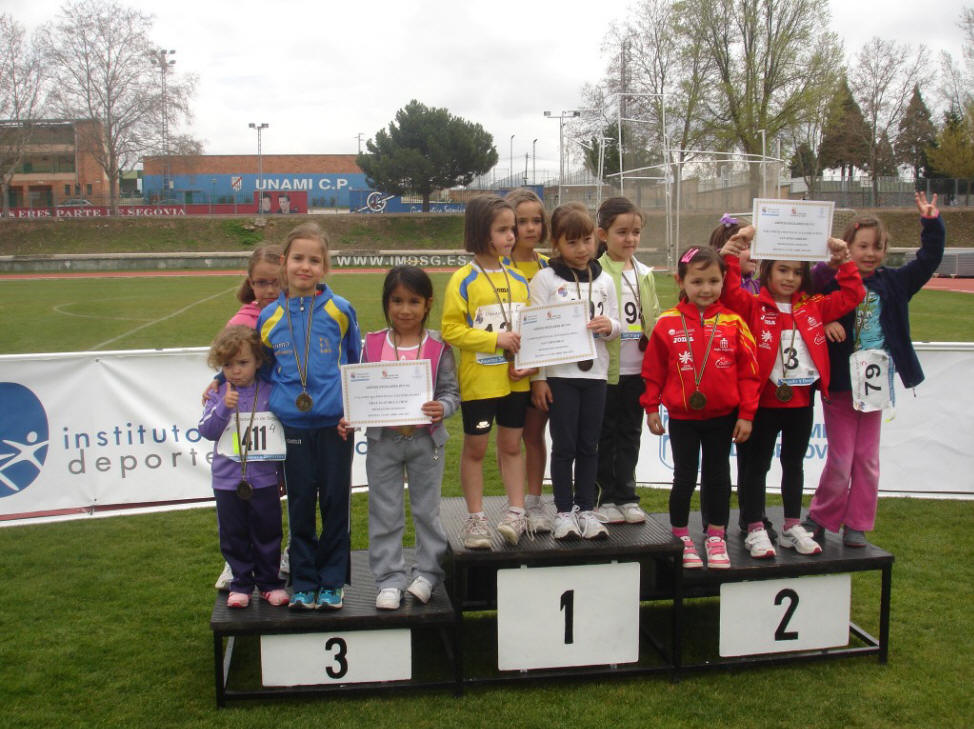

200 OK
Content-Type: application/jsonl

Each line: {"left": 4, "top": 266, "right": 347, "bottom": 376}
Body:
{"left": 668, "top": 412, "right": 735, "bottom": 528}
{"left": 596, "top": 374, "right": 645, "bottom": 505}
{"left": 547, "top": 377, "right": 607, "bottom": 513}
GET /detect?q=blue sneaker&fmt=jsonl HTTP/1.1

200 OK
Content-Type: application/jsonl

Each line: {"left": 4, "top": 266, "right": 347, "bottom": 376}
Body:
{"left": 288, "top": 590, "right": 316, "bottom": 610}
{"left": 317, "top": 588, "right": 343, "bottom": 610}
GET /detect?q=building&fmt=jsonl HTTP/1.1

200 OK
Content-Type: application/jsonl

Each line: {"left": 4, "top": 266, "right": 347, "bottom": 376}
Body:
{"left": 1, "top": 119, "right": 111, "bottom": 208}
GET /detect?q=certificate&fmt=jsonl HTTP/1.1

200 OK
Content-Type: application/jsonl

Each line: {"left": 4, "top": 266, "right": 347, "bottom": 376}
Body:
{"left": 751, "top": 198, "right": 834, "bottom": 261}
{"left": 514, "top": 300, "right": 596, "bottom": 369}
{"left": 341, "top": 360, "right": 433, "bottom": 428}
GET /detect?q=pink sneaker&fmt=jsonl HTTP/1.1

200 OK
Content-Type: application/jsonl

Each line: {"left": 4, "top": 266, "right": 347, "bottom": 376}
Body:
{"left": 261, "top": 589, "right": 290, "bottom": 606}
{"left": 705, "top": 536, "right": 731, "bottom": 569}
{"left": 680, "top": 535, "right": 704, "bottom": 569}
{"left": 227, "top": 591, "right": 250, "bottom": 608}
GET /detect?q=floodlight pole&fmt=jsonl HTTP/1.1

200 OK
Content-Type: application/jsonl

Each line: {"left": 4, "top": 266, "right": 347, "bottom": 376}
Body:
{"left": 149, "top": 49, "right": 176, "bottom": 200}
{"left": 510, "top": 135, "right": 515, "bottom": 187}
{"left": 544, "top": 110, "right": 580, "bottom": 205}
{"left": 249, "top": 122, "right": 269, "bottom": 217}
{"left": 532, "top": 139, "right": 537, "bottom": 185}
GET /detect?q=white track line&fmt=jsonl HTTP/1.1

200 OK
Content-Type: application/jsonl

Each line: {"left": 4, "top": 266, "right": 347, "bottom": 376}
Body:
{"left": 53, "top": 302, "right": 153, "bottom": 322}
{"left": 89, "top": 286, "right": 236, "bottom": 350}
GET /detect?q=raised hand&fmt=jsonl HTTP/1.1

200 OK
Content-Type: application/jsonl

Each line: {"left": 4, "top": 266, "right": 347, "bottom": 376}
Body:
{"left": 223, "top": 381, "right": 239, "bottom": 409}
{"left": 915, "top": 192, "right": 939, "bottom": 218}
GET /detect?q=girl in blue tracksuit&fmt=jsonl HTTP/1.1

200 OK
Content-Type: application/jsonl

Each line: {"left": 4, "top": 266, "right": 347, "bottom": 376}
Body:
{"left": 257, "top": 222, "right": 362, "bottom": 610}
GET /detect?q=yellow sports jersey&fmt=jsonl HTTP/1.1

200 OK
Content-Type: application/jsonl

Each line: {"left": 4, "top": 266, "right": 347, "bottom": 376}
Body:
{"left": 441, "top": 262, "right": 531, "bottom": 401}
{"left": 500, "top": 252, "right": 550, "bottom": 283}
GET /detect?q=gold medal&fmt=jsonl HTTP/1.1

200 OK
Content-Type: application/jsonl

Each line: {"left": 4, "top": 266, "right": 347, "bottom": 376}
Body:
{"left": 236, "top": 480, "right": 253, "bottom": 500}
{"left": 679, "top": 311, "right": 721, "bottom": 414}
{"left": 296, "top": 392, "right": 313, "bottom": 411}
{"left": 688, "top": 390, "right": 707, "bottom": 410}
{"left": 775, "top": 383, "right": 793, "bottom": 402}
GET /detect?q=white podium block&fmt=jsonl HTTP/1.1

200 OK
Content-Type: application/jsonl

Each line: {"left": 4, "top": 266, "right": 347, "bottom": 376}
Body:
{"left": 719, "top": 574, "right": 851, "bottom": 657}
{"left": 261, "top": 629, "right": 411, "bottom": 686}
{"left": 496, "top": 562, "right": 640, "bottom": 671}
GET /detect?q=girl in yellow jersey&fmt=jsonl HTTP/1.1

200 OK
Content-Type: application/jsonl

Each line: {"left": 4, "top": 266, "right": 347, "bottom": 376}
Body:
{"left": 442, "top": 194, "right": 534, "bottom": 549}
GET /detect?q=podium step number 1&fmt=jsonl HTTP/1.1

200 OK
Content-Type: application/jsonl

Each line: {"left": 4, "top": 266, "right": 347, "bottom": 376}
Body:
{"left": 496, "top": 562, "right": 640, "bottom": 671}
{"left": 719, "top": 574, "right": 851, "bottom": 657}
{"left": 261, "top": 629, "right": 412, "bottom": 686}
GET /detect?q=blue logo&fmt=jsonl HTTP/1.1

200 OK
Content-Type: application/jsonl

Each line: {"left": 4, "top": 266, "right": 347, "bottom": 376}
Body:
{"left": 0, "top": 383, "right": 49, "bottom": 497}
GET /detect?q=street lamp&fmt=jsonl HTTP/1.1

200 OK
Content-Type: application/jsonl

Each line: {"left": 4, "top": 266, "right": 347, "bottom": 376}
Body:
{"left": 509, "top": 134, "right": 515, "bottom": 187}
{"left": 532, "top": 138, "right": 538, "bottom": 186}
{"left": 149, "top": 48, "right": 176, "bottom": 201}
{"left": 249, "top": 122, "right": 269, "bottom": 216}
{"left": 544, "top": 110, "right": 580, "bottom": 205}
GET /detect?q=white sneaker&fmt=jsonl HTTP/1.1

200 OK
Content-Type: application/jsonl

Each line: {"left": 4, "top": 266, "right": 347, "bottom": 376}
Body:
{"left": 553, "top": 511, "right": 581, "bottom": 540}
{"left": 214, "top": 562, "right": 233, "bottom": 591}
{"left": 780, "top": 524, "right": 823, "bottom": 555}
{"left": 620, "top": 503, "right": 647, "bottom": 524}
{"left": 525, "top": 498, "right": 552, "bottom": 533}
{"left": 597, "top": 503, "right": 625, "bottom": 524}
{"left": 496, "top": 509, "right": 527, "bottom": 546}
{"left": 578, "top": 510, "right": 609, "bottom": 540}
{"left": 461, "top": 514, "right": 492, "bottom": 549}
{"left": 407, "top": 575, "right": 433, "bottom": 603}
{"left": 375, "top": 587, "right": 402, "bottom": 610}
{"left": 744, "top": 528, "right": 777, "bottom": 559}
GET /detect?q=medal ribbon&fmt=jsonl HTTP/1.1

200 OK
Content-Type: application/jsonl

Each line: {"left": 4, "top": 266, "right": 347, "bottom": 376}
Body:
{"left": 679, "top": 311, "right": 721, "bottom": 392}
{"left": 284, "top": 294, "right": 315, "bottom": 399}
{"left": 776, "top": 316, "right": 799, "bottom": 384}
{"left": 473, "top": 262, "right": 514, "bottom": 332}
{"left": 569, "top": 266, "right": 594, "bottom": 317}
{"left": 233, "top": 380, "right": 260, "bottom": 482}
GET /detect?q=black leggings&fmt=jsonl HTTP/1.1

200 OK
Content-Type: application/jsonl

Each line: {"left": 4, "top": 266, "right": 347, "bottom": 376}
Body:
{"left": 668, "top": 412, "right": 736, "bottom": 528}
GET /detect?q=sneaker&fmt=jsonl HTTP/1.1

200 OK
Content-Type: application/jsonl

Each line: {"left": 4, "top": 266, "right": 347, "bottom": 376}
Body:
{"left": 288, "top": 590, "right": 316, "bottom": 611}
{"left": 496, "top": 509, "right": 527, "bottom": 546}
{"left": 375, "top": 587, "right": 402, "bottom": 610}
{"left": 780, "top": 524, "right": 823, "bottom": 555}
{"left": 705, "top": 536, "right": 731, "bottom": 569}
{"left": 802, "top": 517, "right": 825, "bottom": 541}
{"left": 744, "top": 528, "right": 777, "bottom": 559}
{"left": 278, "top": 548, "right": 290, "bottom": 580}
{"left": 407, "top": 575, "right": 433, "bottom": 604}
{"left": 215, "top": 562, "right": 233, "bottom": 591}
{"left": 526, "top": 500, "right": 553, "bottom": 533}
{"left": 260, "top": 588, "right": 290, "bottom": 606}
{"left": 553, "top": 511, "right": 581, "bottom": 541}
{"left": 597, "top": 503, "right": 625, "bottom": 524}
{"left": 679, "top": 535, "right": 703, "bottom": 569}
{"left": 317, "top": 588, "right": 344, "bottom": 610}
{"left": 461, "top": 514, "right": 492, "bottom": 550}
{"left": 620, "top": 503, "right": 647, "bottom": 524}
{"left": 578, "top": 510, "right": 609, "bottom": 540}
{"left": 738, "top": 515, "right": 778, "bottom": 542}
{"left": 227, "top": 591, "right": 250, "bottom": 609}
{"left": 843, "top": 527, "right": 868, "bottom": 548}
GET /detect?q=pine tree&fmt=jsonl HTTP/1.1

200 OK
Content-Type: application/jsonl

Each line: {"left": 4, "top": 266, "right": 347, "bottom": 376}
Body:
{"left": 894, "top": 85, "right": 936, "bottom": 182}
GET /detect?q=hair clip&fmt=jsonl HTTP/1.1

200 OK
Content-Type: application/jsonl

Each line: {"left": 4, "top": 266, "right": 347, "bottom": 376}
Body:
{"left": 680, "top": 248, "right": 699, "bottom": 264}
{"left": 854, "top": 222, "right": 860, "bottom": 230}
{"left": 720, "top": 213, "right": 738, "bottom": 227}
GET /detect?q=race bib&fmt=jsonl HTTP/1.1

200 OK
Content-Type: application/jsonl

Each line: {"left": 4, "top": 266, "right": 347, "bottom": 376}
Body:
{"left": 216, "top": 411, "right": 287, "bottom": 461}
{"left": 770, "top": 333, "right": 819, "bottom": 387}
{"left": 473, "top": 302, "right": 523, "bottom": 365}
{"left": 849, "top": 349, "right": 894, "bottom": 413}
{"left": 620, "top": 278, "right": 643, "bottom": 341}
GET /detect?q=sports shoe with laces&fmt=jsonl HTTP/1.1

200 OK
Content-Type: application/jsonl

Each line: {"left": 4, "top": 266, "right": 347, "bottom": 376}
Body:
{"left": 288, "top": 590, "right": 316, "bottom": 610}
{"left": 317, "top": 588, "right": 343, "bottom": 610}
{"left": 553, "top": 511, "right": 581, "bottom": 540}
{"left": 496, "top": 509, "right": 528, "bottom": 546}
{"left": 407, "top": 575, "right": 433, "bottom": 603}
{"left": 744, "top": 527, "right": 776, "bottom": 559}
{"left": 526, "top": 501, "right": 553, "bottom": 533}
{"left": 705, "top": 535, "right": 731, "bottom": 569}
{"left": 679, "top": 535, "right": 703, "bottom": 569}
{"left": 461, "top": 514, "right": 492, "bottom": 550}
{"left": 577, "top": 510, "right": 609, "bottom": 540}
{"left": 597, "top": 502, "right": 625, "bottom": 524}
{"left": 375, "top": 587, "right": 402, "bottom": 610}
{"left": 260, "top": 588, "right": 290, "bottom": 606}
{"left": 620, "top": 503, "right": 647, "bottom": 524}
{"left": 780, "top": 524, "right": 823, "bottom": 554}
{"left": 215, "top": 562, "right": 233, "bottom": 591}
{"left": 226, "top": 591, "right": 250, "bottom": 608}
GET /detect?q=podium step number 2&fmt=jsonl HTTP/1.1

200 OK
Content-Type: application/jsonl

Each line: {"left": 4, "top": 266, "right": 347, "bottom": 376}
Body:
{"left": 260, "top": 629, "right": 412, "bottom": 686}
{"left": 719, "top": 574, "right": 851, "bottom": 657}
{"left": 496, "top": 562, "right": 640, "bottom": 671}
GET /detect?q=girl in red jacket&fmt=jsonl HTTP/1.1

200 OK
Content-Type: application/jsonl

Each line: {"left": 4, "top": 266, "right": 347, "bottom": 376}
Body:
{"left": 641, "top": 246, "right": 761, "bottom": 569}
{"left": 720, "top": 230, "right": 864, "bottom": 559}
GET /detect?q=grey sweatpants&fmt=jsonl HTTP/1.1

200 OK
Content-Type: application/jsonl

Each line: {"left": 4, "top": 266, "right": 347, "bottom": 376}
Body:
{"left": 366, "top": 429, "right": 448, "bottom": 592}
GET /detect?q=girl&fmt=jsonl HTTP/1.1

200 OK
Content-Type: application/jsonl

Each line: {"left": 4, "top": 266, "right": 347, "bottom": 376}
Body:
{"left": 199, "top": 326, "right": 288, "bottom": 608}
{"left": 501, "top": 188, "right": 552, "bottom": 533}
{"left": 442, "top": 195, "right": 533, "bottom": 549}
{"left": 640, "top": 246, "right": 760, "bottom": 569}
{"left": 807, "top": 193, "right": 944, "bottom": 547}
{"left": 594, "top": 197, "right": 660, "bottom": 525}
{"left": 720, "top": 230, "right": 864, "bottom": 559}
{"left": 257, "top": 222, "right": 362, "bottom": 609}
{"left": 338, "top": 267, "right": 460, "bottom": 610}
{"left": 529, "top": 204, "right": 621, "bottom": 540}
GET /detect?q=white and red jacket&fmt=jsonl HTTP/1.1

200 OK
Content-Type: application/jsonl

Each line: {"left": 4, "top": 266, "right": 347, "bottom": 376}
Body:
{"left": 721, "top": 256, "right": 865, "bottom": 406}
{"left": 640, "top": 300, "right": 761, "bottom": 421}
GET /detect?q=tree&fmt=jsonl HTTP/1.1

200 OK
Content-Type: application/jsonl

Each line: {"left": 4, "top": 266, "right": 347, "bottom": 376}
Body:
{"left": 927, "top": 108, "right": 974, "bottom": 179}
{"left": 894, "top": 85, "right": 936, "bottom": 182}
{"left": 819, "top": 77, "right": 870, "bottom": 179}
{"left": 41, "top": 0, "right": 196, "bottom": 211}
{"left": 357, "top": 100, "right": 497, "bottom": 212}
{"left": 0, "top": 14, "right": 46, "bottom": 217}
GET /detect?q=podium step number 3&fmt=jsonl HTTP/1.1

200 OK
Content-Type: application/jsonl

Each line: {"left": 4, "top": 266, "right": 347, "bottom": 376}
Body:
{"left": 719, "top": 574, "right": 851, "bottom": 657}
{"left": 496, "top": 562, "right": 640, "bottom": 671}
{"left": 260, "top": 629, "right": 412, "bottom": 686}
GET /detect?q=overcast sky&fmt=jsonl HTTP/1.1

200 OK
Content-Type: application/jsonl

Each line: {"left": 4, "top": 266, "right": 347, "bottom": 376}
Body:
{"left": 6, "top": 0, "right": 971, "bottom": 177}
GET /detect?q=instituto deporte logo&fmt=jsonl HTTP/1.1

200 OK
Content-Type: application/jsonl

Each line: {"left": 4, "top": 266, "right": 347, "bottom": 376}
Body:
{"left": 0, "top": 383, "right": 50, "bottom": 497}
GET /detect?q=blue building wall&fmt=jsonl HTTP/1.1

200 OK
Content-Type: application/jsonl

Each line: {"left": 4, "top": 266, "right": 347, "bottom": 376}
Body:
{"left": 142, "top": 173, "right": 372, "bottom": 208}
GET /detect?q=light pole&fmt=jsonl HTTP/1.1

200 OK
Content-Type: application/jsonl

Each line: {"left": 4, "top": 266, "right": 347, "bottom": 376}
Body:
{"left": 149, "top": 48, "right": 175, "bottom": 201}
{"left": 532, "top": 138, "right": 537, "bottom": 185}
{"left": 509, "top": 134, "right": 515, "bottom": 187}
{"left": 544, "top": 110, "right": 580, "bottom": 205}
{"left": 759, "top": 128, "right": 767, "bottom": 198}
{"left": 249, "top": 122, "right": 269, "bottom": 216}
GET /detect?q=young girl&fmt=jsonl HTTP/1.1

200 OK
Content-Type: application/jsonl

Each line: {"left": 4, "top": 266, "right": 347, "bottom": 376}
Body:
{"left": 501, "top": 188, "right": 552, "bottom": 533}
{"left": 338, "top": 267, "right": 460, "bottom": 610}
{"left": 594, "top": 197, "right": 660, "bottom": 525}
{"left": 529, "top": 204, "right": 621, "bottom": 540}
{"left": 807, "top": 192, "right": 944, "bottom": 547}
{"left": 257, "top": 222, "right": 362, "bottom": 609}
{"left": 720, "top": 230, "right": 865, "bottom": 559}
{"left": 442, "top": 194, "right": 533, "bottom": 549}
{"left": 641, "top": 247, "right": 761, "bottom": 569}
{"left": 199, "top": 326, "right": 288, "bottom": 608}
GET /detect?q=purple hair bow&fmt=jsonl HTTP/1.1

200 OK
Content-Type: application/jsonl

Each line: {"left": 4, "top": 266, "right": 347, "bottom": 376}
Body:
{"left": 720, "top": 213, "right": 738, "bottom": 227}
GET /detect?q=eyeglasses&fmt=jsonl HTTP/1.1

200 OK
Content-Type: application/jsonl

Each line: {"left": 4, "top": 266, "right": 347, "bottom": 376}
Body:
{"left": 251, "top": 279, "right": 280, "bottom": 289}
